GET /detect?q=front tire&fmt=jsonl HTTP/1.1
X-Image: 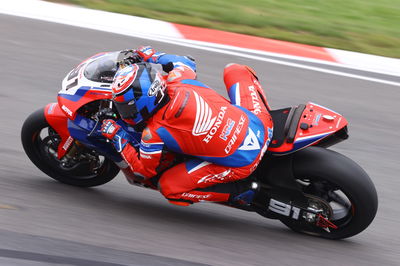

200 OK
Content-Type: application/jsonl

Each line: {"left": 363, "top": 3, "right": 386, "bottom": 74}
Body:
{"left": 280, "top": 147, "right": 378, "bottom": 239}
{"left": 21, "top": 108, "right": 120, "bottom": 187}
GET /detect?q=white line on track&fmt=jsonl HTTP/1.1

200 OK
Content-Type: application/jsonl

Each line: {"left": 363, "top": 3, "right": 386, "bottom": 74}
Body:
{"left": 177, "top": 38, "right": 400, "bottom": 77}
{"left": 140, "top": 36, "right": 400, "bottom": 87}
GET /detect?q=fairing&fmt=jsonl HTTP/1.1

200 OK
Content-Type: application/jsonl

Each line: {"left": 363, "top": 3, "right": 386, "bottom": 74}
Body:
{"left": 45, "top": 101, "right": 142, "bottom": 160}
{"left": 51, "top": 51, "right": 348, "bottom": 168}
{"left": 57, "top": 52, "right": 120, "bottom": 119}
{"left": 268, "top": 102, "right": 348, "bottom": 155}
{"left": 44, "top": 103, "right": 72, "bottom": 159}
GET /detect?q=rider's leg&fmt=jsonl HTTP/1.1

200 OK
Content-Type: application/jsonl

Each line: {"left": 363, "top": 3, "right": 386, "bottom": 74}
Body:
{"left": 158, "top": 159, "right": 252, "bottom": 206}
{"left": 223, "top": 63, "right": 271, "bottom": 118}
{"left": 221, "top": 64, "right": 274, "bottom": 205}
{"left": 223, "top": 62, "right": 273, "bottom": 163}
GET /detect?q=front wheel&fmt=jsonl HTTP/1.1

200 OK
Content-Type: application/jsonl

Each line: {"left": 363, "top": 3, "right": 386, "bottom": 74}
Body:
{"left": 21, "top": 108, "right": 120, "bottom": 187}
{"left": 279, "top": 147, "right": 378, "bottom": 239}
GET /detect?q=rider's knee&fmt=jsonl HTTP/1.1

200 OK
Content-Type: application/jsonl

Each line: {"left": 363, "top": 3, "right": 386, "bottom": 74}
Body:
{"left": 223, "top": 63, "right": 258, "bottom": 87}
{"left": 223, "top": 63, "right": 244, "bottom": 75}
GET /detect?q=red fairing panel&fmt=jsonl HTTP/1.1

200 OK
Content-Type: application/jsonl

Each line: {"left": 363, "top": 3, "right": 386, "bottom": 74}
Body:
{"left": 57, "top": 90, "right": 112, "bottom": 120}
{"left": 44, "top": 103, "right": 72, "bottom": 159}
{"left": 295, "top": 102, "right": 348, "bottom": 140}
{"left": 57, "top": 52, "right": 115, "bottom": 119}
{"left": 268, "top": 102, "right": 348, "bottom": 154}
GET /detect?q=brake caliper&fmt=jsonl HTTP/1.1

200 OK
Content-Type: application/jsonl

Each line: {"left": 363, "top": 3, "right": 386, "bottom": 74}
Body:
{"left": 316, "top": 214, "right": 338, "bottom": 229}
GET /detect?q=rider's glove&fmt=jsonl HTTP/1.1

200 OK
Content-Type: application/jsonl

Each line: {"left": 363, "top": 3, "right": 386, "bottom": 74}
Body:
{"left": 117, "top": 49, "right": 143, "bottom": 67}
{"left": 101, "top": 119, "right": 130, "bottom": 152}
{"left": 136, "top": 46, "right": 156, "bottom": 61}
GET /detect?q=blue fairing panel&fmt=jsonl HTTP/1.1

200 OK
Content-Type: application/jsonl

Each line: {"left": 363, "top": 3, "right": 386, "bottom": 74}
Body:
{"left": 67, "top": 118, "right": 122, "bottom": 162}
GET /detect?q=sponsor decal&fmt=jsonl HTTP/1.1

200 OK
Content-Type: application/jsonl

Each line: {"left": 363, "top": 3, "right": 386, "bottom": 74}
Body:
{"left": 192, "top": 91, "right": 216, "bottom": 136}
{"left": 248, "top": 85, "right": 262, "bottom": 115}
{"left": 219, "top": 118, "right": 235, "bottom": 141}
{"left": 312, "top": 113, "right": 322, "bottom": 126}
{"left": 224, "top": 115, "right": 246, "bottom": 154}
{"left": 61, "top": 105, "right": 73, "bottom": 117}
{"left": 62, "top": 136, "right": 74, "bottom": 151}
{"left": 89, "top": 91, "right": 109, "bottom": 96}
{"left": 139, "top": 153, "right": 152, "bottom": 159}
{"left": 238, "top": 128, "right": 260, "bottom": 151}
{"left": 181, "top": 192, "right": 211, "bottom": 200}
{"left": 268, "top": 199, "right": 301, "bottom": 220}
{"left": 202, "top": 106, "right": 227, "bottom": 143}
{"left": 148, "top": 72, "right": 166, "bottom": 97}
{"left": 197, "top": 169, "right": 231, "bottom": 184}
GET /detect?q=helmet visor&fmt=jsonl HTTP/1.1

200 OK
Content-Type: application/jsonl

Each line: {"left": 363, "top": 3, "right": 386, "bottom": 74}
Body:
{"left": 114, "top": 100, "right": 138, "bottom": 120}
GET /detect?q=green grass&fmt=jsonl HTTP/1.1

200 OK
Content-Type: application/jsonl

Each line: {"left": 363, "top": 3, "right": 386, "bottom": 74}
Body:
{"left": 50, "top": 0, "right": 400, "bottom": 58}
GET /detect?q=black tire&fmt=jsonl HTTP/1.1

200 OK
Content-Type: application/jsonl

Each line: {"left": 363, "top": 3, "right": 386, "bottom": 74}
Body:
{"left": 21, "top": 108, "right": 120, "bottom": 187}
{"left": 279, "top": 146, "right": 378, "bottom": 239}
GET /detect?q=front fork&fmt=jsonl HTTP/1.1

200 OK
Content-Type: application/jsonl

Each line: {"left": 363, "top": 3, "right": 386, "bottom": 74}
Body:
{"left": 44, "top": 103, "right": 141, "bottom": 181}
{"left": 44, "top": 103, "right": 75, "bottom": 159}
{"left": 45, "top": 103, "right": 157, "bottom": 188}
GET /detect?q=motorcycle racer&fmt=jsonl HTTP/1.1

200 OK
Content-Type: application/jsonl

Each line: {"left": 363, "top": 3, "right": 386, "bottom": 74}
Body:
{"left": 101, "top": 46, "right": 273, "bottom": 206}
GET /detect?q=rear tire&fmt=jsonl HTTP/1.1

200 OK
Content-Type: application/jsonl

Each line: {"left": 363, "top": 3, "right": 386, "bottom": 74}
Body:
{"left": 21, "top": 108, "right": 120, "bottom": 187}
{"left": 279, "top": 147, "right": 378, "bottom": 239}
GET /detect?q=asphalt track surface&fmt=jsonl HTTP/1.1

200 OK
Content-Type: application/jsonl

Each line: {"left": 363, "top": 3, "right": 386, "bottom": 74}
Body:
{"left": 0, "top": 14, "right": 399, "bottom": 266}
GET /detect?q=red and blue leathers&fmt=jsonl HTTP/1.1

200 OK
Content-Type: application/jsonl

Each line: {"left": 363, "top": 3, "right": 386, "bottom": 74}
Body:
{"left": 117, "top": 48, "right": 273, "bottom": 205}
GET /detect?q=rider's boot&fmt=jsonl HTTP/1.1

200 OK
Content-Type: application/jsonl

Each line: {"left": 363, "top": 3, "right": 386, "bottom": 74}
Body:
{"left": 228, "top": 180, "right": 260, "bottom": 207}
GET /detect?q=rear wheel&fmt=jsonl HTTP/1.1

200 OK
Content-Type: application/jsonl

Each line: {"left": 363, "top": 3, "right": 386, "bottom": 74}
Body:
{"left": 21, "top": 108, "right": 119, "bottom": 187}
{"left": 279, "top": 147, "right": 378, "bottom": 239}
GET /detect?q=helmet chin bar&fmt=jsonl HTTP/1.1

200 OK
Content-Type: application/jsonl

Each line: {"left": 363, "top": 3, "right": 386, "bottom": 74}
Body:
{"left": 114, "top": 100, "right": 139, "bottom": 121}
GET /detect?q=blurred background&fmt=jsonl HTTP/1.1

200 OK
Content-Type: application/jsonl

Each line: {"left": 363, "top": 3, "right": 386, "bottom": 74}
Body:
{"left": 49, "top": 0, "right": 400, "bottom": 58}
{"left": 0, "top": 1, "right": 399, "bottom": 265}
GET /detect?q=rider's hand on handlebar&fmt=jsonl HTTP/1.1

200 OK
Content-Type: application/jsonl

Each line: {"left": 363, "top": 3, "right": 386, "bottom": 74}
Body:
{"left": 101, "top": 119, "right": 130, "bottom": 152}
{"left": 118, "top": 46, "right": 156, "bottom": 67}
{"left": 136, "top": 46, "right": 156, "bottom": 61}
{"left": 101, "top": 119, "right": 121, "bottom": 139}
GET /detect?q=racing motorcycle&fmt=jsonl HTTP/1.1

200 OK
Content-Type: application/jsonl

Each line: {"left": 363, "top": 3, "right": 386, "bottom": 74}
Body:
{"left": 21, "top": 50, "right": 378, "bottom": 239}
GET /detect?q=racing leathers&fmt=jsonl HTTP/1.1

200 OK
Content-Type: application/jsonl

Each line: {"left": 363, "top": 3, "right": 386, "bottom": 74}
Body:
{"left": 105, "top": 47, "right": 273, "bottom": 206}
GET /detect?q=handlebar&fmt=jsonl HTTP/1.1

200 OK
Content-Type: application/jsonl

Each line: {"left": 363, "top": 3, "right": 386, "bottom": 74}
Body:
{"left": 87, "top": 107, "right": 118, "bottom": 137}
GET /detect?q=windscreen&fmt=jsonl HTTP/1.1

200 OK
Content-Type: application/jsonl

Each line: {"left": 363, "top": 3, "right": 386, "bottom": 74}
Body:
{"left": 84, "top": 52, "right": 120, "bottom": 83}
